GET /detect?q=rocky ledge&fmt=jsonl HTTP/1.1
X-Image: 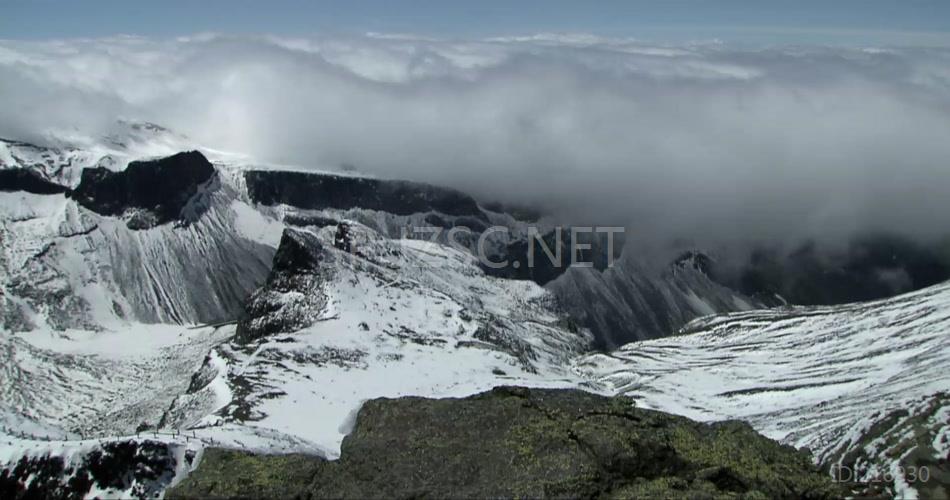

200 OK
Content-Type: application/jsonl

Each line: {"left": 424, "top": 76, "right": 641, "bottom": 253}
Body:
{"left": 168, "top": 386, "right": 844, "bottom": 499}
{"left": 244, "top": 170, "right": 486, "bottom": 219}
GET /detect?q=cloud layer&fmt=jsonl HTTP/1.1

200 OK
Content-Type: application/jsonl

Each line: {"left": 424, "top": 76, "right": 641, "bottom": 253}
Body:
{"left": 2, "top": 34, "right": 950, "bottom": 253}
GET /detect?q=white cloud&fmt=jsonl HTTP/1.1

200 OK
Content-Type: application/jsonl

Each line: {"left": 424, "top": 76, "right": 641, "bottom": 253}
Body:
{"left": 2, "top": 34, "right": 950, "bottom": 251}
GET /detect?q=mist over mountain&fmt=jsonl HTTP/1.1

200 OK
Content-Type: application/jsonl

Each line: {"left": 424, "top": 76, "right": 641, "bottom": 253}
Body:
{"left": 2, "top": 18, "right": 950, "bottom": 496}
{"left": 3, "top": 34, "right": 950, "bottom": 255}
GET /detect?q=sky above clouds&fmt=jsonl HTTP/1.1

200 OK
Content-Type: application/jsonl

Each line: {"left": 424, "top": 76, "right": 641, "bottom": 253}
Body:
{"left": 1, "top": 3, "right": 950, "bottom": 253}
{"left": 2, "top": 0, "right": 950, "bottom": 46}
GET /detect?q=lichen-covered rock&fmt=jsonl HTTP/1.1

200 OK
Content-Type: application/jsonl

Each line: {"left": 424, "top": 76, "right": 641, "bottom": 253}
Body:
{"left": 168, "top": 387, "right": 844, "bottom": 499}
{"left": 165, "top": 449, "right": 324, "bottom": 500}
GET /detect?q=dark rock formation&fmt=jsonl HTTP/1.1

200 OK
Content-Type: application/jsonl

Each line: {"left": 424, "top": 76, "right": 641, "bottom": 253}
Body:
{"left": 333, "top": 223, "right": 352, "bottom": 252}
{"left": 235, "top": 229, "right": 333, "bottom": 344}
{"left": 244, "top": 170, "right": 486, "bottom": 219}
{"left": 168, "top": 387, "right": 843, "bottom": 499}
{"left": 68, "top": 150, "right": 216, "bottom": 229}
{"left": 0, "top": 168, "right": 68, "bottom": 194}
{"left": 673, "top": 250, "right": 717, "bottom": 277}
{"left": 0, "top": 440, "right": 176, "bottom": 500}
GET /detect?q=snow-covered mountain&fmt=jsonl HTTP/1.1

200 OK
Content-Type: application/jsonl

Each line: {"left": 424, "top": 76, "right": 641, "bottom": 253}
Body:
{"left": 0, "top": 121, "right": 754, "bottom": 343}
{"left": 1, "top": 124, "right": 947, "bottom": 497}
{"left": 0, "top": 125, "right": 599, "bottom": 496}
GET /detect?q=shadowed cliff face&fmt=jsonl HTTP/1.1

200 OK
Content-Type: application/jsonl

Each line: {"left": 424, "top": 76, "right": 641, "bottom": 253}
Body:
{"left": 0, "top": 169, "right": 68, "bottom": 195}
{"left": 244, "top": 170, "right": 486, "bottom": 219}
{"left": 167, "top": 387, "right": 844, "bottom": 499}
{"left": 68, "top": 151, "right": 216, "bottom": 229}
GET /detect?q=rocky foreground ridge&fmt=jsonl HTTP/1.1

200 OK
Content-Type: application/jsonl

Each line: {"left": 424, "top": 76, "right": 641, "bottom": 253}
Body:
{"left": 167, "top": 387, "right": 845, "bottom": 499}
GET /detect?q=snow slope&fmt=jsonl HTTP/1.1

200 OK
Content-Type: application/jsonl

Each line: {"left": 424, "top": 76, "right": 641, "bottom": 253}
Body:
{"left": 0, "top": 325, "right": 233, "bottom": 438}
{"left": 164, "top": 221, "right": 593, "bottom": 456}
{"left": 0, "top": 182, "right": 275, "bottom": 330}
{"left": 575, "top": 281, "right": 950, "bottom": 497}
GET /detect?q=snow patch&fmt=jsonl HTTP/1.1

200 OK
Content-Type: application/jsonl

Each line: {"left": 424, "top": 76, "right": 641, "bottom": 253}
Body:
{"left": 230, "top": 200, "right": 284, "bottom": 247}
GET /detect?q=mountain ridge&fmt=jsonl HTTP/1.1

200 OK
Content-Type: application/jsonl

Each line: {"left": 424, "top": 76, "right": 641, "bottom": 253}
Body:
{"left": 0, "top": 126, "right": 947, "bottom": 497}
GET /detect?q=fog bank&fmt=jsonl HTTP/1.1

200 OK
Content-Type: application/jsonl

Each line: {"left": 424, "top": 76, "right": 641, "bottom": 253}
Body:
{"left": 2, "top": 34, "right": 950, "bottom": 251}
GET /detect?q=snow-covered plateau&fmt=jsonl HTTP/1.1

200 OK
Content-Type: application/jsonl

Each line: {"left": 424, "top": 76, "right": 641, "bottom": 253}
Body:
{"left": 0, "top": 124, "right": 947, "bottom": 498}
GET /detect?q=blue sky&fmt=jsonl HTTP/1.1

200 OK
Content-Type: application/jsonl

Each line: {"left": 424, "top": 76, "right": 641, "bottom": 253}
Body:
{"left": 3, "top": 0, "right": 950, "bottom": 45}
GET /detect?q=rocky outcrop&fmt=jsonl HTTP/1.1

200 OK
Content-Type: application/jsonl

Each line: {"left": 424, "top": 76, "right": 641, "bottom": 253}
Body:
{"left": 168, "top": 387, "right": 843, "bottom": 499}
{"left": 0, "top": 168, "right": 68, "bottom": 195}
{"left": 68, "top": 150, "right": 216, "bottom": 229}
{"left": 244, "top": 170, "right": 486, "bottom": 219}
{"left": 234, "top": 229, "right": 333, "bottom": 344}
{"left": 673, "top": 250, "right": 717, "bottom": 276}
